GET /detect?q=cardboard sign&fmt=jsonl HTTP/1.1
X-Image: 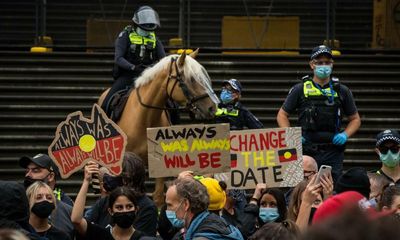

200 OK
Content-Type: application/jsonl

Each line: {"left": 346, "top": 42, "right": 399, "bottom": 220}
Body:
{"left": 48, "top": 104, "right": 127, "bottom": 179}
{"left": 147, "top": 124, "right": 231, "bottom": 178}
{"left": 215, "top": 127, "right": 303, "bottom": 189}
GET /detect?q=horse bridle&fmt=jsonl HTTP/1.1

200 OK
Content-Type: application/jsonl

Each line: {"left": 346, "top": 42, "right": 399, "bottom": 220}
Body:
{"left": 136, "top": 57, "right": 210, "bottom": 113}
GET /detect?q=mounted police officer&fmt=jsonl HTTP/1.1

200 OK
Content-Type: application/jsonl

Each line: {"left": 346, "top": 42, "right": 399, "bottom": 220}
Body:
{"left": 276, "top": 45, "right": 361, "bottom": 183}
{"left": 216, "top": 79, "right": 263, "bottom": 130}
{"left": 101, "top": 5, "right": 166, "bottom": 115}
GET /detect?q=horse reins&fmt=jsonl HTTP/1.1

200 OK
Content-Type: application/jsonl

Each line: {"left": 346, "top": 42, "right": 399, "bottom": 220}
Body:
{"left": 136, "top": 57, "right": 210, "bottom": 113}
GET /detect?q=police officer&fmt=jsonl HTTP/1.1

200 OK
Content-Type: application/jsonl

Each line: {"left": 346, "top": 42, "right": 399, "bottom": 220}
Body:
{"left": 101, "top": 5, "right": 166, "bottom": 115}
{"left": 374, "top": 129, "right": 400, "bottom": 185}
{"left": 215, "top": 79, "right": 263, "bottom": 211}
{"left": 276, "top": 45, "right": 361, "bottom": 183}
{"left": 216, "top": 79, "right": 264, "bottom": 130}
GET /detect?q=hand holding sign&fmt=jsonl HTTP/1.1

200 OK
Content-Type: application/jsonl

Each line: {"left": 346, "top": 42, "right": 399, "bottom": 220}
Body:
{"left": 84, "top": 161, "right": 100, "bottom": 182}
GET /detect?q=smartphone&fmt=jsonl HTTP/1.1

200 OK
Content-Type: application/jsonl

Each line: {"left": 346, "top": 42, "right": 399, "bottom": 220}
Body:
{"left": 315, "top": 165, "right": 332, "bottom": 184}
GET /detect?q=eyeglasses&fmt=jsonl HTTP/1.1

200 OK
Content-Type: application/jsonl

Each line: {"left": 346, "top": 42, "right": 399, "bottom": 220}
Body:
{"left": 378, "top": 145, "right": 400, "bottom": 154}
{"left": 304, "top": 170, "right": 317, "bottom": 179}
{"left": 313, "top": 60, "right": 333, "bottom": 66}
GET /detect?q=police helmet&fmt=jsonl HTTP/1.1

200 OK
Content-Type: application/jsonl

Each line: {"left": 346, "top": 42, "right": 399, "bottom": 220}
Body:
{"left": 132, "top": 6, "right": 160, "bottom": 31}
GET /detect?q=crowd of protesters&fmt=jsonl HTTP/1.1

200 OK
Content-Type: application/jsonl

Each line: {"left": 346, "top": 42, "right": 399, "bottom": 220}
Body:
{"left": 0, "top": 128, "right": 399, "bottom": 240}
{"left": 0, "top": 4, "right": 399, "bottom": 238}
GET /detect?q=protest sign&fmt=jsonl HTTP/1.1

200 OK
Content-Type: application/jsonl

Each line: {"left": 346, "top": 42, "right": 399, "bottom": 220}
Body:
{"left": 215, "top": 127, "right": 303, "bottom": 189}
{"left": 48, "top": 104, "right": 127, "bottom": 178}
{"left": 147, "top": 123, "right": 230, "bottom": 178}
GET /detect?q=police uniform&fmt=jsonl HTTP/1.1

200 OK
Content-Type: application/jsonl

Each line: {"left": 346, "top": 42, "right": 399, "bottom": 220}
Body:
{"left": 216, "top": 102, "right": 263, "bottom": 130}
{"left": 281, "top": 75, "right": 358, "bottom": 182}
{"left": 101, "top": 25, "right": 165, "bottom": 114}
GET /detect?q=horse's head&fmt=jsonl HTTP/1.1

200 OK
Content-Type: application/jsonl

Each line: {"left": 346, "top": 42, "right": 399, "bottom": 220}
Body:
{"left": 167, "top": 50, "right": 219, "bottom": 120}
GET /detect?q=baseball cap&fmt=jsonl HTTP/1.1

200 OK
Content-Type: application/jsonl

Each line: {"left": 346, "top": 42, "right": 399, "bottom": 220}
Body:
{"left": 376, "top": 129, "right": 400, "bottom": 147}
{"left": 19, "top": 153, "right": 59, "bottom": 177}
{"left": 223, "top": 79, "right": 242, "bottom": 93}
{"left": 199, "top": 177, "right": 226, "bottom": 211}
{"left": 310, "top": 45, "right": 333, "bottom": 60}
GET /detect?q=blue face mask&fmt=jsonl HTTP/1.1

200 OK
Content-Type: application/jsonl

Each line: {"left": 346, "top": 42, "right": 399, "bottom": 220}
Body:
{"left": 314, "top": 65, "right": 332, "bottom": 79}
{"left": 259, "top": 207, "right": 279, "bottom": 223}
{"left": 379, "top": 150, "right": 400, "bottom": 168}
{"left": 165, "top": 201, "right": 185, "bottom": 228}
{"left": 220, "top": 89, "right": 233, "bottom": 104}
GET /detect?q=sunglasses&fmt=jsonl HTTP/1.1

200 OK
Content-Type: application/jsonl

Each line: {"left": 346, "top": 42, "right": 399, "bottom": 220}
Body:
{"left": 378, "top": 145, "right": 400, "bottom": 154}
{"left": 313, "top": 60, "right": 333, "bottom": 65}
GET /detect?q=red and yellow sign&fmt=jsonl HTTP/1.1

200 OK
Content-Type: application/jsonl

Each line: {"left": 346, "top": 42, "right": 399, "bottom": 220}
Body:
{"left": 48, "top": 104, "right": 127, "bottom": 178}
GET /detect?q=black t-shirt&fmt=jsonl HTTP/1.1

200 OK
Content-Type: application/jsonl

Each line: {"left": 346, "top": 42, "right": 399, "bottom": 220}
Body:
{"left": 37, "top": 226, "right": 71, "bottom": 240}
{"left": 282, "top": 81, "right": 357, "bottom": 117}
{"left": 83, "top": 221, "right": 144, "bottom": 240}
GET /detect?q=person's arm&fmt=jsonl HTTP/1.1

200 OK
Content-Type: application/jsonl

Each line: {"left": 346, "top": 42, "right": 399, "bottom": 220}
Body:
{"left": 343, "top": 112, "right": 361, "bottom": 138}
{"left": 295, "top": 175, "right": 321, "bottom": 232}
{"left": 71, "top": 162, "right": 99, "bottom": 236}
{"left": 341, "top": 86, "right": 361, "bottom": 138}
{"left": 114, "top": 31, "right": 135, "bottom": 71}
{"left": 155, "top": 38, "right": 166, "bottom": 60}
{"left": 277, "top": 108, "right": 291, "bottom": 128}
{"left": 277, "top": 84, "right": 301, "bottom": 128}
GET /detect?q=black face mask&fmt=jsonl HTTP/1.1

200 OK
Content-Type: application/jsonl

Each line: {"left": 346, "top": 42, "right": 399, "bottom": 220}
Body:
{"left": 112, "top": 211, "right": 136, "bottom": 229}
{"left": 31, "top": 201, "right": 55, "bottom": 219}
{"left": 103, "top": 174, "right": 123, "bottom": 192}
{"left": 309, "top": 207, "right": 317, "bottom": 224}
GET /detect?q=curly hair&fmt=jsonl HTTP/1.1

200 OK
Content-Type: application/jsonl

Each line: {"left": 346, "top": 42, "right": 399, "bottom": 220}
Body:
{"left": 174, "top": 178, "right": 209, "bottom": 215}
{"left": 121, "top": 152, "right": 146, "bottom": 194}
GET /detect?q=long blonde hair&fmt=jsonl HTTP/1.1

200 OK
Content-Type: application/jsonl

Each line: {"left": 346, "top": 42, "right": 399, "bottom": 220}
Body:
{"left": 26, "top": 181, "right": 56, "bottom": 211}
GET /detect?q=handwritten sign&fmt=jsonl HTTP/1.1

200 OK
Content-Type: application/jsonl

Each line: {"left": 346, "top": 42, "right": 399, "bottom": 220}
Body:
{"left": 147, "top": 124, "right": 230, "bottom": 178}
{"left": 215, "top": 127, "right": 303, "bottom": 189}
{"left": 48, "top": 104, "right": 127, "bottom": 178}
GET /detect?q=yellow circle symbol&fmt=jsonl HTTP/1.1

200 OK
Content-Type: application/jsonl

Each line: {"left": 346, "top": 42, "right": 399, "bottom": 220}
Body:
{"left": 284, "top": 152, "right": 292, "bottom": 159}
{"left": 79, "top": 134, "right": 96, "bottom": 153}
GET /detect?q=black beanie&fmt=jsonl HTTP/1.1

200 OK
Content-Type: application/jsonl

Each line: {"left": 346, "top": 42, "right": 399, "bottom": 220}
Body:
{"left": 334, "top": 167, "right": 371, "bottom": 198}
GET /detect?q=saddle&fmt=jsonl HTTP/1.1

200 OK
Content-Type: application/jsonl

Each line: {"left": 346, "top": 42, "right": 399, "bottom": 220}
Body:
{"left": 106, "top": 88, "right": 133, "bottom": 122}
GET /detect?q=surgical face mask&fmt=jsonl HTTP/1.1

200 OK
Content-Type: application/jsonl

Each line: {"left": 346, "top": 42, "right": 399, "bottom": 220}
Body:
{"left": 31, "top": 201, "right": 55, "bottom": 219}
{"left": 165, "top": 201, "right": 185, "bottom": 228}
{"left": 220, "top": 89, "right": 234, "bottom": 104}
{"left": 259, "top": 207, "right": 279, "bottom": 223}
{"left": 314, "top": 65, "right": 332, "bottom": 79}
{"left": 379, "top": 150, "right": 400, "bottom": 168}
{"left": 136, "top": 27, "right": 150, "bottom": 37}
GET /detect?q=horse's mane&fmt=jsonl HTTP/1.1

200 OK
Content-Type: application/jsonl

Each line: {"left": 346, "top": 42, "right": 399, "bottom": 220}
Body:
{"left": 134, "top": 54, "right": 212, "bottom": 89}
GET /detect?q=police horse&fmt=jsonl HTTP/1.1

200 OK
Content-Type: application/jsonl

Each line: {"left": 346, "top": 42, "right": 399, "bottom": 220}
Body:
{"left": 98, "top": 50, "right": 219, "bottom": 206}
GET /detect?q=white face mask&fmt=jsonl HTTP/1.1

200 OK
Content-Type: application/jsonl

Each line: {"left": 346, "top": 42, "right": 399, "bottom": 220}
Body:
{"left": 136, "top": 27, "right": 150, "bottom": 37}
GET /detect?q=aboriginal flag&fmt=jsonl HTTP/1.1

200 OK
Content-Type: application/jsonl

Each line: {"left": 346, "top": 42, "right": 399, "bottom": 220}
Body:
{"left": 278, "top": 148, "right": 297, "bottom": 163}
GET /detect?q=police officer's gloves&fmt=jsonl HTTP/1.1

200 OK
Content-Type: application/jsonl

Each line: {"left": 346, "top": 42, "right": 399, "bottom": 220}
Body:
{"left": 332, "top": 132, "right": 348, "bottom": 145}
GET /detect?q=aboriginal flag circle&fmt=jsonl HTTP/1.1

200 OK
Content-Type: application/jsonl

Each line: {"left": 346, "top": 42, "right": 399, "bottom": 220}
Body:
{"left": 79, "top": 134, "right": 96, "bottom": 152}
